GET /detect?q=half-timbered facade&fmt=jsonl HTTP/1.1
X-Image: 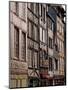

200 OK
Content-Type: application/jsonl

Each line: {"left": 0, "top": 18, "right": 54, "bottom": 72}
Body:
{"left": 9, "top": 1, "right": 66, "bottom": 88}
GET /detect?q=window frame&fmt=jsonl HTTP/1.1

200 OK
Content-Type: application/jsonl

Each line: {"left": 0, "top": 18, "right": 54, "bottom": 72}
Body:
{"left": 49, "top": 37, "right": 53, "bottom": 49}
{"left": 21, "top": 31, "right": 26, "bottom": 62}
{"left": 48, "top": 17, "right": 54, "bottom": 31}
{"left": 34, "top": 3, "right": 39, "bottom": 16}
{"left": 40, "top": 27, "right": 46, "bottom": 44}
{"left": 28, "top": 48, "right": 38, "bottom": 68}
{"left": 41, "top": 4, "right": 46, "bottom": 23}
{"left": 14, "top": 26, "right": 19, "bottom": 58}
{"left": 15, "top": 2, "right": 19, "bottom": 15}
{"left": 30, "top": 3, "right": 34, "bottom": 12}
{"left": 49, "top": 57, "right": 53, "bottom": 71}
{"left": 28, "top": 19, "right": 39, "bottom": 42}
{"left": 55, "top": 59, "right": 58, "bottom": 70}
{"left": 40, "top": 50, "right": 47, "bottom": 67}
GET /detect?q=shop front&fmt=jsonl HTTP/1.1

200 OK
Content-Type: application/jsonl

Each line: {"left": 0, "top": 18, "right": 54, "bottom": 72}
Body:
{"left": 28, "top": 77, "right": 40, "bottom": 87}
{"left": 53, "top": 75, "right": 65, "bottom": 86}
{"left": 40, "top": 72, "right": 54, "bottom": 86}
{"left": 10, "top": 60, "right": 28, "bottom": 88}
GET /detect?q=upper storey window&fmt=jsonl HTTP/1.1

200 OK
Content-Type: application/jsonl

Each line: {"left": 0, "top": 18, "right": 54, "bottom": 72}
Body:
{"left": 41, "top": 4, "right": 46, "bottom": 23}
{"left": 48, "top": 17, "right": 54, "bottom": 31}
{"left": 15, "top": 2, "right": 19, "bottom": 15}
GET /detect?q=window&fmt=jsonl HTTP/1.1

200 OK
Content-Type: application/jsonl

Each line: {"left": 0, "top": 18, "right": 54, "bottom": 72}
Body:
{"left": 34, "top": 3, "right": 39, "bottom": 16}
{"left": 15, "top": 2, "right": 19, "bottom": 15}
{"left": 28, "top": 20, "right": 38, "bottom": 41}
{"left": 62, "top": 42, "right": 64, "bottom": 53}
{"left": 40, "top": 27, "right": 42, "bottom": 41}
{"left": 28, "top": 49, "right": 32, "bottom": 67}
{"left": 43, "top": 7, "right": 45, "bottom": 23}
{"left": 40, "top": 27, "right": 46, "bottom": 43}
{"left": 21, "top": 32, "right": 26, "bottom": 61}
{"left": 55, "top": 59, "right": 58, "bottom": 70}
{"left": 48, "top": 17, "right": 54, "bottom": 31}
{"left": 62, "top": 25, "right": 64, "bottom": 36}
{"left": 34, "top": 51, "right": 38, "bottom": 68}
{"left": 44, "top": 51, "right": 47, "bottom": 59}
{"left": 14, "top": 26, "right": 19, "bottom": 58}
{"left": 30, "top": 3, "right": 34, "bottom": 12}
{"left": 49, "top": 58, "right": 53, "bottom": 71}
{"left": 60, "top": 24, "right": 62, "bottom": 34}
{"left": 22, "top": 3, "right": 26, "bottom": 20}
{"left": 52, "top": 22, "right": 54, "bottom": 31}
{"left": 27, "top": 3, "right": 30, "bottom": 8}
{"left": 40, "top": 50, "right": 43, "bottom": 66}
{"left": 41, "top": 4, "right": 42, "bottom": 17}
{"left": 34, "top": 25, "right": 38, "bottom": 41}
{"left": 59, "top": 40, "right": 62, "bottom": 52}
{"left": 28, "top": 20, "right": 33, "bottom": 38}
{"left": 28, "top": 48, "right": 38, "bottom": 68}
{"left": 57, "top": 21, "right": 60, "bottom": 31}
{"left": 49, "top": 37, "right": 53, "bottom": 48}
{"left": 57, "top": 38, "right": 60, "bottom": 51}
{"left": 43, "top": 30, "right": 45, "bottom": 43}
{"left": 48, "top": 17, "right": 51, "bottom": 29}
{"left": 41, "top": 4, "right": 46, "bottom": 23}
{"left": 40, "top": 50, "right": 47, "bottom": 66}
{"left": 55, "top": 44, "right": 58, "bottom": 51}
{"left": 29, "top": 79, "right": 39, "bottom": 87}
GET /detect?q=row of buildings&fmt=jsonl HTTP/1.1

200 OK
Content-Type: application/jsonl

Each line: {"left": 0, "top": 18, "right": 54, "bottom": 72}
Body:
{"left": 9, "top": 1, "right": 66, "bottom": 88}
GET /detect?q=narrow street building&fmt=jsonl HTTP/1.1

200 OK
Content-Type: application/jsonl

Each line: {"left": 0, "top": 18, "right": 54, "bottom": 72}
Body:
{"left": 9, "top": 1, "right": 66, "bottom": 88}
{"left": 9, "top": 2, "right": 28, "bottom": 88}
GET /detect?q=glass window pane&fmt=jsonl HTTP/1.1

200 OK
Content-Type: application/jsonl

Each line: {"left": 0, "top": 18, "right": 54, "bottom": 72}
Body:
{"left": 43, "top": 30, "right": 45, "bottom": 43}
{"left": 49, "top": 58, "right": 53, "bottom": 71}
{"left": 28, "top": 49, "right": 32, "bottom": 67}
{"left": 34, "top": 52, "right": 38, "bottom": 68}
{"left": 29, "top": 21, "right": 32, "bottom": 37}
{"left": 34, "top": 25, "right": 38, "bottom": 41}
{"left": 15, "top": 2, "right": 19, "bottom": 15}
{"left": 21, "top": 32, "right": 26, "bottom": 61}
{"left": 14, "top": 26, "right": 19, "bottom": 58}
{"left": 52, "top": 22, "right": 54, "bottom": 31}
{"left": 40, "top": 27, "right": 42, "bottom": 41}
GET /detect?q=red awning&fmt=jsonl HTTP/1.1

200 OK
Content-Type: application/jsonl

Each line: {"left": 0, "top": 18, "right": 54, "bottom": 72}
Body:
{"left": 40, "top": 72, "right": 53, "bottom": 79}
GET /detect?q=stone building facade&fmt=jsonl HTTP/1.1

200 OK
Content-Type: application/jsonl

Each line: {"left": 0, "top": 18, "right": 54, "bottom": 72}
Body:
{"left": 9, "top": 2, "right": 28, "bottom": 88}
{"left": 9, "top": 1, "right": 66, "bottom": 88}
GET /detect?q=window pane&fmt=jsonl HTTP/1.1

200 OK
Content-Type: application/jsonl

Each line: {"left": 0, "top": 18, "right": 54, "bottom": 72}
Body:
{"left": 52, "top": 22, "right": 54, "bottom": 31}
{"left": 45, "top": 30, "right": 47, "bottom": 44}
{"left": 48, "top": 18, "right": 50, "bottom": 28}
{"left": 49, "top": 58, "right": 53, "bottom": 71}
{"left": 40, "top": 27, "right": 42, "bottom": 41}
{"left": 41, "top": 4, "right": 42, "bottom": 17}
{"left": 28, "top": 21, "right": 32, "bottom": 37}
{"left": 14, "top": 26, "right": 19, "bottom": 58}
{"left": 55, "top": 59, "right": 58, "bottom": 70}
{"left": 49, "top": 37, "right": 52, "bottom": 48}
{"left": 34, "top": 3, "right": 39, "bottom": 16}
{"left": 48, "top": 17, "right": 54, "bottom": 31}
{"left": 21, "top": 32, "right": 26, "bottom": 61}
{"left": 30, "top": 3, "right": 34, "bottom": 12}
{"left": 34, "top": 52, "right": 38, "bottom": 68}
{"left": 34, "top": 25, "right": 38, "bottom": 41}
{"left": 43, "top": 7, "right": 45, "bottom": 23}
{"left": 22, "top": 3, "right": 26, "bottom": 20}
{"left": 27, "top": 3, "right": 31, "bottom": 9}
{"left": 43, "top": 30, "right": 45, "bottom": 43}
{"left": 15, "top": 2, "right": 19, "bottom": 15}
{"left": 36, "top": 3, "right": 39, "bottom": 16}
{"left": 28, "top": 49, "right": 32, "bottom": 67}
{"left": 40, "top": 50, "right": 43, "bottom": 66}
